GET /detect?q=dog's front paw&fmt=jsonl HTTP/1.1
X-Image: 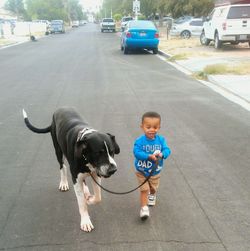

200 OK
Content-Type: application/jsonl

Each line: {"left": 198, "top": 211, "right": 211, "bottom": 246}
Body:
{"left": 81, "top": 216, "right": 94, "bottom": 232}
{"left": 59, "top": 180, "right": 69, "bottom": 191}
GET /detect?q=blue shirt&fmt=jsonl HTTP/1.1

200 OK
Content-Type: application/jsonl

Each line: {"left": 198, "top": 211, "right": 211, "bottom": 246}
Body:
{"left": 133, "top": 134, "right": 171, "bottom": 177}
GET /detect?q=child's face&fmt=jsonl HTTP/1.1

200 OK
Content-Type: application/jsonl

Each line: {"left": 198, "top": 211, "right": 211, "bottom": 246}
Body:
{"left": 141, "top": 117, "right": 161, "bottom": 139}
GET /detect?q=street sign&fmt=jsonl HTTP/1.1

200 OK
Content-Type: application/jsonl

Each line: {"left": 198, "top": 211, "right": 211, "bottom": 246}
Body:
{"left": 133, "top": 0, "right": 140, "bottom": 13}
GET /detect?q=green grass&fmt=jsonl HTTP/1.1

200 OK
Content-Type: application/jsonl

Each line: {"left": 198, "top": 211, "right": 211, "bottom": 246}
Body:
{"left": 204, "top": 64, "right": 228, "bottom": 75}
{"left": 168, "top": 53, "right": 189, "bottom": 61}
{"left": 193, "top": 71, "right": 208, "bottom": 80}
{"left": 193, "top": 63, "right": 250, "bottom": 80}
{"left": 0, "top": 39, "right": 15, "bottom": 46}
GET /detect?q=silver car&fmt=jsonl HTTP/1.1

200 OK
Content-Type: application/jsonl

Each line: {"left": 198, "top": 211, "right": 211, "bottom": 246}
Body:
{"left": 170, "top": 18, "right": 204, "bottom": 39}
{"left": 101, "top": 18, "right": 116, "bottom": 32}
{"left": 121, "top": 16, "right": 133, "bottom": 31}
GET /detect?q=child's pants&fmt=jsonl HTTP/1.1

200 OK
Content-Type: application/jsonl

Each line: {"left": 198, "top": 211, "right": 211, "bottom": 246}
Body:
{"left": 135, "top": 172, "right": 160, "bottom": 193}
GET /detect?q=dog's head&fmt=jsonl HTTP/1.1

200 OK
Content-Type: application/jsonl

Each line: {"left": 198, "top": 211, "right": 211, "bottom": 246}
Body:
{"left": 75, "top": 131, "right": 120, "bottom": 178}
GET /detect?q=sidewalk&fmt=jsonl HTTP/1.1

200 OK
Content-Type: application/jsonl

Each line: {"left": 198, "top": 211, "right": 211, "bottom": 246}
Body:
{"left": 158, "top": 47, "right": 250, "bottom": 112}
{"left": 0, "top": 35, "right": 30, "bottom": 49}
{"left": 0, "top": 25, "right": 71, "bottom": 49}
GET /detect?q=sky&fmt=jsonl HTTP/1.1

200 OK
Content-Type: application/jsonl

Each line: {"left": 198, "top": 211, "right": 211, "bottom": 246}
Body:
{"left": 0, "top": 0, "right": 5, "bottom": 8}
{"left": 80, "top": 0, "right": 103, "bottom": 12}
{"left": 0, "top": 0, "right": 103, "bottom": 11}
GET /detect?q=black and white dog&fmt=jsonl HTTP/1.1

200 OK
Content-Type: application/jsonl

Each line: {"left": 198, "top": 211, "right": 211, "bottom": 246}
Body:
{"left": 22, "top": 107, "right": 120, "bottom": 232}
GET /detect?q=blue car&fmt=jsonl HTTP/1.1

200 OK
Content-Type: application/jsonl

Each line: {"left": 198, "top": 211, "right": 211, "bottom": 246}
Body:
{"left": 121, "top": 20, "right": 159, "bottom": 54}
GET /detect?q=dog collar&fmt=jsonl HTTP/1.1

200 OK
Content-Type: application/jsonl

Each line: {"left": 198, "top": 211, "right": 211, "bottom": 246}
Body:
{"left": 77, "top": 127, "right": 97, "bottom": 142}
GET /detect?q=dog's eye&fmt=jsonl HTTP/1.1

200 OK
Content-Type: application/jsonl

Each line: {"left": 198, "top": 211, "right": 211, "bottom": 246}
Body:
{"left": 93, "top": 150, "right": 104, "bottom": 156}
{"left": 109, "top": 147, "right": 115, "bottom": 154}
{"left": 98, "top": 150, "right": 105, "bottom": 155}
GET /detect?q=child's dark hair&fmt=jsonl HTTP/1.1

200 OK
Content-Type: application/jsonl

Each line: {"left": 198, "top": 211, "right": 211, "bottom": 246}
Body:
{"left": 142, "top": 111, "right": 161, "bottom": 123}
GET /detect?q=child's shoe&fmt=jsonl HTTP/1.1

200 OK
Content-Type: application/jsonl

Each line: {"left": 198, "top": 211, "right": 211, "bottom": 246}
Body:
{"left": 148, "top": 194, "right": 156, "bottom": 206}
{"left": 140, "top": 206, "right": 149, "bottom": 220}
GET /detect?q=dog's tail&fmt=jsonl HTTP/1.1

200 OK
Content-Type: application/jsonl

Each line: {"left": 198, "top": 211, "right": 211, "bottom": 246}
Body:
{"left": 22, "top": 109, "right": 51, "bottom": 134}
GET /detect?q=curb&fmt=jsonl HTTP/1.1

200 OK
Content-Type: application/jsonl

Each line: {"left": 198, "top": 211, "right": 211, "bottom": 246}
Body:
{"left": 158, "top": 49, "right": 171, "bottom": 59}
{"left": 0, "top": 35, "right": 44, "bottom": 50}
{"left": 0, "top": 37, "right": 29, "bottom": 50}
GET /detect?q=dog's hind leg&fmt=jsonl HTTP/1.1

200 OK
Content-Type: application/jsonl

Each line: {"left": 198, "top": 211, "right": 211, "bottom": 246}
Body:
{"left": 51, "top": 127, "right": 69, "bottom": 191}
{"left": 59, "top": 163, "right": 69, "bottom": 191}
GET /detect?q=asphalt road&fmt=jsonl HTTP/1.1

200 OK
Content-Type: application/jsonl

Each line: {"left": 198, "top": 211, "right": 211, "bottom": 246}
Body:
{"left": 0, "top": 23, "right": 250, "bottom": 251}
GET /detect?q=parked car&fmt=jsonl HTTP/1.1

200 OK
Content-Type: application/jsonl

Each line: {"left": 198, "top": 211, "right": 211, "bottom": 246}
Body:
{"left": 121, "top": 16, "right": 133, "bottom": 31}
{"left": 170, "top": 18, "right": 204, "bottom": 39}
{"left": 162, "top": 16, "right": 174, "bottom": 29}
{"left": 72, "top": 20, "right": 79, "bottom": 27}
{"left": 100, "top": 18, "right": 116, "bottom": 32}
{"left": 120, "top": 20, "right": 159, "bottom": 54}
{"left": 80, "top": 20, "right": 87, "bottom": 25}
{"left": 50, "top": 20, "right": 65, "bottom": 33}
{"left": 200, "top": 3, "right": 250, "bottom": 49}
{"left": 174, "top": 16, "right": 193, "bottom": 24}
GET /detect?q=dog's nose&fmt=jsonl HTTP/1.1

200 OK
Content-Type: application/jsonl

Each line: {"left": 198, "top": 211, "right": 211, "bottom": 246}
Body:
{"left": 108, "top": 169, "right": 117, "bottom": 175}
{"left": 108, "top": 165, "right": 117, "bottom": 176}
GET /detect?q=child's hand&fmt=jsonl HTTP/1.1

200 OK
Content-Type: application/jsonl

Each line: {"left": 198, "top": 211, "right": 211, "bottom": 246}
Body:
{"left": 149, "top": 154, "right": 158, "bottom": 162}
{"left": 156, "top": 152, "right": 163, "bottom": 158}
{"left": 149, "top": 150, "right": 163, "bottom": 162}
{"left": 153, "top": 150, "right": 163, "bottom": 159}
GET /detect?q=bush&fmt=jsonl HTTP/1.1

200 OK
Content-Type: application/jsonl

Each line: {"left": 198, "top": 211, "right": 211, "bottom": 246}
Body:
{"left": 113, "top": 13, "right": 122, "bottom": 22}
{"left": 138, "top": 15, "right": 146, "bottom": 20}
{"left": 204, "top": 64, "right": 227, "bottom": 75}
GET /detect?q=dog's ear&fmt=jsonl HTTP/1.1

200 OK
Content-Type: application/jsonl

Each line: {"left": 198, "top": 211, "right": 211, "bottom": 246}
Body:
{"left": 107, "top": 133, "right": 120, "bottom": 154}
{"left": 74, "top": 141, "right": 88, "bottom": 160}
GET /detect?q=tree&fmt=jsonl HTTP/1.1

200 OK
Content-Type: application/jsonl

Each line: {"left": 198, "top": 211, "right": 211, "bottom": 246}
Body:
{"left": 26, "top": 0, "right": 67, "bottom": 21}
{"left": 99, "top": 0, "right": 215, "bottom": 20}
{"left": 25, "top": 0, "right": 83, "bottom": 22}
{"left": 121, "top": 0, "right": 133, "bottom": 16}
{"left": 155, "top": 0, "right": 169, "bottom": 22}
{"left": 140, "top": 0, "right": 157, "bottom": 18}
{"left": 189, "top": 0, "right": 214, "bottom": 17}
{"left": 68, "top": 0, "right": 84, "bottom": 21}
{"left": 165, "top": 0, "right": 213, "bottom": 18}
{"left": 113, "top": 13, "right": 122, "bottom": 21}
{"left": 101, "top": 0, "right": 123, "bottom": 18}
{"left": 4, "top": 0, "right": 26, "bottom": 19}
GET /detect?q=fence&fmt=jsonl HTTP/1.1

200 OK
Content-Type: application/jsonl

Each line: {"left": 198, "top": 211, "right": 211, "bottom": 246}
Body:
{"left": 0, "top": 21, "right": 47, "bottom": 39}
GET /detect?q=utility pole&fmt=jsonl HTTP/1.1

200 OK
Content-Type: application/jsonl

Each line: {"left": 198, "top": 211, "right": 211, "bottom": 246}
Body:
{"left": 133, "top": 0, "right": 140, "bottom": 20}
